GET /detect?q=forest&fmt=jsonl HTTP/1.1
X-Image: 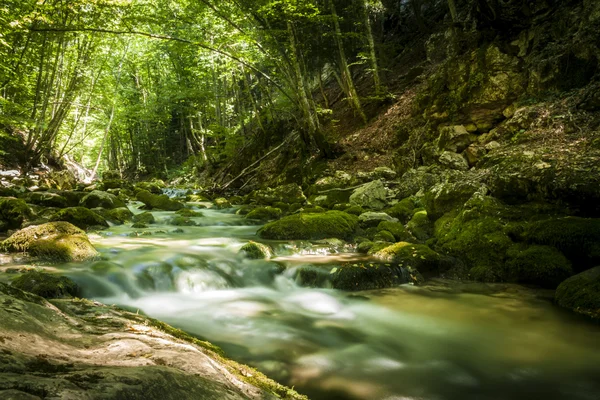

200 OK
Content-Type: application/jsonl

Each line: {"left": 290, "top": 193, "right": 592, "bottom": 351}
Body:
{"left": 0, "top": 0, "right": 600, "bottom": 399}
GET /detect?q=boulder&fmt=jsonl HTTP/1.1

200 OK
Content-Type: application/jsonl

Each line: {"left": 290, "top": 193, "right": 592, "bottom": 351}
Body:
{"left": 49, "top": 207, "right": 109, "bottom": 229}
{"left": 1, "top": 222, "right": 99, "bottom": 262}
{"left": 11, "top": 271, "right": 80, "bottom": 298}
{"left": 349, "top": 180, "right": 388, "bottom": 210}
{"left": 80, "top": 190, "right": 126, "bottom": 209}
{"left": 133, "top": 212, "right": 156, "bottom": 225}
{"left": 377, "top": 221, "right": 413, "bottom": 242}
{"left": 437, "top": 125, "right": 472, "bottom": 153}
{"left": 0, "top": 197, "right": 31, "bottom": 232}
{"left": 240, "top": 241, "right": 273, "bottom": 259}
{"left": 555, "top": 267, "right": 600, "bottom": 320}
{"left": 96, "top": 207, "right": 134, "bottom": 224}
{"left": 375, "top": 242, "right": 445, "bottom": 276}
{"left": 259, "top": 211, "right": 358, "bottom": 241}
{"left": 136, "top": 190, "right": 184, "bottom": 211}
{"left": 506, "top": 244, "right": 573, "bottom": 289}
{"left": 175, "top": 209, "right": 204, "bottom": 218}
{"left": 358, "top": 212, "right": 398, "bottom": 228}
{"left": 25, "top": 191, "right": 68, "bottom": 208}
{"left": 407, "top": 210, "right": 432, "bottom": 240}
{"left": 439, "top": 151, "right": 469, "bottom": 171}
{"left": 246, "top": 207, "right": 282, "bottom": 221}
{"left": 213, "top": 198, "right": 232, "bottom": 209}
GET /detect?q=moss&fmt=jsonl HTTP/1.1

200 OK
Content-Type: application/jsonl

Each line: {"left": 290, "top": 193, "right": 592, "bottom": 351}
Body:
{"left": 377, "top": 221, "right": 413, "bottom": 242}
{"left": 239, "top": 241, "right": 273, "bottom": 259}
{"left": 136, "top": 190, "right": 184, "bottom": 211}
{"left": 49, "top": 207, "right": 108, "bottom": 229}
{"left": 258, "top": 211, "right": 358, "bottom": 240}
{"left": 187, "top": 193, "right": 211, "bottom": 202}
{"left": 132, "top": 212, "right": 155, "bottom": 224}
{"left": 301, "top": 206, "right": 326, "bottom": 213}
{"left": 245, "top": 207, "right": 282, "bottom": 221}
{"left": 132, "top": 222, "right": 148, "bottom": 229}
{"left": 135, "top": 181, "right": 164, "bottom": 194}
{"left": 0, "top": 197, "right": 30, "bottom": 232}
{"left": 375, "top": 242, "right": 443, "bottom": 275}
{"left": 213, "top": 198, "right": 231, "bottom": 209}
{"left": 384, "top": 197, "right": 415, "bottom": 223}
{"left": 2, "top": 222, "right": 84, "bottom": 252}
{"left": 168, "top": 216, "right": 196, "bottom": 226}
{"left": 175, "top": 209, "right": 204, "bottom": 218}
{"left": 98, "top": 207, "right": 134, "bottom": 224}
{"left": 521, "top": 217, "right": 600, "bottom": 270}
{"left": 80, "top": 190, "right": 126, "bottom": 209}
{"left": 555, "top": 267, "right": 600, "bottom": 320}
{"left": 26, "top": 192, "right": 69, "bottom": 208}
{"left": 373, "top": 230, "right": 395, "bottom": 243}
{"left": 505, "top": 244, "right": 573, "bottom": 288}
{"left": 407, "top": 210, "right": 432, "bottom": 240}
{"left": 331, "top": 262, "right": 422, "bottom": 291}
{"left": 357, "top": 240, "right": 374, "bottom": 253}
{"left": 11, "top": 271, "right": 80, "bottom": 298}
{"left": 29, "top": 234, "right": 99, "bottom": 262}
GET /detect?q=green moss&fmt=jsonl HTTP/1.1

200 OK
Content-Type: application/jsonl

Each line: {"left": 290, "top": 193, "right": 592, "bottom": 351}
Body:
{"left": 29, "top": 234, "right": 99, "bottom": 262}
{"left": 377, "top": 221, "right": 412, "bottom": 242}
{"left": 357, "top": 240, "right": 374, "bottom": 253}
{"left": 175, "top": 208, "right": 204, "bottom": 218}
{"left": 407, "top": 210, "right": 432, "bottom": 240}
{"left": 235, "top": 205, "right": 255, "bottom": 215}
{"left": 375, "top": 242, "right": 443, "bottom": 275}
{"left": 258, "top": 211, "right": 358, "bottom": 241}
{"left": 385, "top": 197, "right": 415, "bottom": 223}
{"left": 80, "top": 190, "right": 126, "bottom": 209}
{"left": 132, "top": 222, "right": 148, "bottom": 229}
{"left": 26, "top": 191, "right": 68, "bottom": 208}
{"left": 213, "top": 198, "right": 231, "bottom": 209}
{"left": 301, "top": 206, "right": 326, "bottom": 213}
{"left": 11, "top": 271, "right": 80, "bottom": 298}
{"left": 136, "top": 190, "right": 184, "bottom": 211}
{"left": 239, "top": 241, "right": 273, "bottom": 259}
{"left": 373, "top": 230, "right": 395, "bottom": 243}
{"left": 506, "top": 245, "right": 573, "bottom": 288}
{"left": 168, "top": 216, "right": 197, "bottom": 226}
{"left": 246, "top": 206, "right": 282, "bottom": 221}
{"left": 98, "top": 207, "right": 134, "bottom": 224}
{"left": 521, "top": 217, "right": 600, "bottom": 270}
{"left": 132, "top": 211, "right": 155, "bottom": 224}
{"left": 331, "top": 262, "right": 422, "bottom": 291}
{"left": 49, "top": 207, "right": 108, "bottom": 229}
{"left": 0, "top": 197, "right": 30, "bottom": 232}
{"left": 555, "top": 267, "right": 600, "bottom": 320}
{"left": 2, "top": 222, "right": 84, "bottom": 252}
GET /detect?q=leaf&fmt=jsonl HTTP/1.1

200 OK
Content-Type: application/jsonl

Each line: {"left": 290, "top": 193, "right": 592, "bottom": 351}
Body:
{"left": 330, "top": 267, "right": 338, "bottom": 274}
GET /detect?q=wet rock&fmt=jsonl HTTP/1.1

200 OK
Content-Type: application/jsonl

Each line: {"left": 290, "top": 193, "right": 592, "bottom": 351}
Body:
{"left": 175, "top": 208, "right": 204, "bottom": 218}
{"left": 0, "top": 197, "right": 31, "bottom": 232}
{"left": 168, "top": 216, "right": 197, "bottom": 226}
{"left": 240, "top": 241, "right": 273, "bottom": 259}
{"left": 349, "top": 180, "right": 388, "bottom": 210}
{"left": 246, "top": 206, "right": 282, "bottom": 222}
{"left": 135, "top": 180, "right": 165, "bottom": 194}
{"left": 25, "top": 191, "right": 68, "bottom": 208}
{"left": 132, "top": 222, "right": 148, "bottom": 229}
{"left": 136, "top": 190, "right": 184, "bottom": 211}
{"left": 59, "top": 190, "right": 88, "bottom": 207}
{"left": 506, "top": 244, "right": 573, "bottom": 289}
{"left": 555, "top": 267, "right": 600, "bottom": 320}
{"left": 96, "top": 207, "right": 134, "bottom": 224}
{"left": 1, "top": 222, "right": 99, "bottom": 262}
{"left": 376, "top": 221, "right": 413, "bottom": 242}
{"left": 213, "top": 197, "right": 232, "bottom": 209}
{"left": 259, "top": 211, "right": 358, "bottom": 241}
{"left": 384, "top": 197, "right": 416, "bottom": 223}
{"left": 49, "top": 207, "right": 109, "bottom": 230}
{"left": 80, "top": 190, "right": 126, "bottom": 209}
{"left": 358, "top": 212, "right": 398, "bottom": 228}
{"left": 133, "top": 212, "right": 156, "bottom": 224}
{"left": 11, "top": 270, "right": 80, "bottom": 298}
{"left": 374, "top": 242, "right": 445, "bottom": 276}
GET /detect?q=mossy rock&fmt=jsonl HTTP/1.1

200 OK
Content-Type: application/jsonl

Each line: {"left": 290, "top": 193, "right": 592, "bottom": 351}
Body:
{"left": 132, "top": 222, "right": 148, "bottom": 229}
{"left": 25, "top": 191, "right": 69, "bottom": 208}
{"left": 384, "top": 197, "right": 415, "bottom": 223}
{"left": 377, "top": 221, "right": 413, "bottom": 242}
{"left": 97, "top": 207, "right": 134, "bottom": 224}
{"left": 187, "top": 193, "right": 211, "bottom": 202}
{"left": 343, "top": 205, "right": 364, "bottom": 216}
{"left": 59, "top": 190, "right": 88, "bottom": 207}
{"left": 11, "top": 270, "right": 80, "bottom": 298}
{"left": 555, "top": 267, "right": 600, "bottom": 320}
{"left": 375, "top": 242, "right": 444, "bottom": 275}
{"left": 240, "top": 241, "right": 273, "bottom": 259}
{"left": 258, "top": 211, "right": 358, "bottom": 241}
{"left": 2, "top": 221, "right": 84, "bottom": 252}
{"left": 358, "top": 212, "right": 398, "bottom": 228}
{"left": 272, "top": 202, "right": 290, "bottom": 212}
{"left": 357, "top": 240, "right": 374, "bottom": 254}
{"left": 373, "top": 230, "right": 396, "bottom": 243}
{"left": 407, "top": 210, "right": 432, "bottom": 240}
{"left": 80, "top": 190, "right": 126, "bottom": 209}
{"left": 0, "top": 197, "right": 31, "bottom": 232}
{"left": 506, "top": 245, "right": 573, "bottom": 288}
{"left": 331, "top": 262, "right": 423, "bottom": 291}
{"left": 175, "top": 208, "right": 204, "bottom": 218}
{"left": 246, "top": 207, "right": 282, "bottom": 222}
{"left": 213, "top": 198, "right": 232, "bottom": 209}
{"left": 300, "top": 206, "right": 326, "bottom": 214}
{"left": 136, "top": 190, "right": 184, "bottom": 211}
{"left": 520, "top": 217, "right": 600, "bottom": 270}
{"left": 133, "top": 211, "right": 155, "bottom": 224}
{"left": 134, "top": 181, "right": 164, "bottom": 194}
{"left": 49, "top": 207, "right": 108, "bottom": 230}
{"left": 235, "top": 205, "right": 255, "bottom": 216}
{"left": 168, "top": 216, "right": 197, "bottom": 226}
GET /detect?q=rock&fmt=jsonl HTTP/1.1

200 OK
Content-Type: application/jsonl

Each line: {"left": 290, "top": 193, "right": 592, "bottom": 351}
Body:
{"left": 0, "top": 283, "right": 305, "bottom": 400}
{"left": 133, "top": 211, "right": 156, "bottom": 224}
{"left": 555, "top": 267, "right": 600, "bottom": 320}
{"left": 342, "top": 205, "right": 364, "bottom": 216}
{"left": 11, "top": 271, "right": 80, "bottom": 298}
{"left": 384, "top": 197, "right": 416, "bottom": 223}
{"left": 1, "top": 222, "right": 99, "bottom": 262}
{"left": 213, "top": 197, "right": 232, "bottom": 209}
{"left": 407, "top": 210, "right": 432, "bottom": 240}
{"left": 259, "top": 211, "right": 358, "bottom": 241}
{"left": 132, "top": 222, "right": 148, "bottom": 229}
{"left": 464, "top": 144, "right": 487, "bottom": 166}
{"left": 136, "top": 190, "right": 184, "bottom": 211}
{"left": 49, "top": 207, "right": 109, "bottom": 229}
{"left": 358, "top": 212, "right": 398, "bottom": 228}
{"left": 246, "top": 207, "right": 282, "bottom": 221}
{"left": 59, "top": 190, "right": 88, "bottom": 207}
{"left": 80, "top": 190, "right": 126, "bottom": 209}
{"left": 349, "top": 180, "right": 388, "bottom": 210}
{"left": 506, "top": 245, "right": 573, "bottom": 289}
{"left": 310, "top": 171, "right": 354, "bottom": 193}
{"left": 240, "top": 241, "right": 273, "bottom": 259}
{"left": 168, "top": 216, "right": 197, "bottom": 226}
{"left": 247, "top": 184, "right": 307, "bottom": 206}
{"left": 135, "top": 180, "right": 164, "bottom": 194}
{"left": 0, "top": 197, "right": 31, "bottom": 232}
{"left": 484, "top": 141, "right": 501, "bottom": 151}
{"left": 439, "top": 151, "right": 469, "bottom": 171}
{"left": 377, "top": 221, "right": 413, "bottom": 242}
{"left": 423, "top": 180, "right": 486, "bottom": 220}
{"left": 373, "top": 230, "right": 396, "bottom": 243}
{"left": 96, "top": 207, "right": 135, "bottom": 224}
{"left": 25, "top": 191, "right": 69, "bottom": 208}
{"left": 175, "top": 208, "right": 204, "bottom": 217}
{"left": 437, "top": 125, "right": 472, "bottom": 153}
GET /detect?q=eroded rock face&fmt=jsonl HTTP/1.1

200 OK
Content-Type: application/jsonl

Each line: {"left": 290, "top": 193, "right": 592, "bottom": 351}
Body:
{"left": 0, "top": 283, "right": 305, "bottom": 400}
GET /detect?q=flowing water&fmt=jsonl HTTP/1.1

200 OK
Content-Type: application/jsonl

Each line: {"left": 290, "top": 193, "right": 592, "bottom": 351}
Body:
{"left": 51, "top": 203, "right": 600, "bottom": 400}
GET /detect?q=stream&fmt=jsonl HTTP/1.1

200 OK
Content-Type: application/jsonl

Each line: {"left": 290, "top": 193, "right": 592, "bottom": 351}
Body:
{"left": 54, "top": 201, "right": 600, "bottom": 400}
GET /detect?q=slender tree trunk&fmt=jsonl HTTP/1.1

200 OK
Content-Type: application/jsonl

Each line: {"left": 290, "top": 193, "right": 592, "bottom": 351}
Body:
{"left": 448, "top": 0, "right": 458, "bottom": 22}
{"left": 361, "top": 0, "right": 383, "bottom": 94}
